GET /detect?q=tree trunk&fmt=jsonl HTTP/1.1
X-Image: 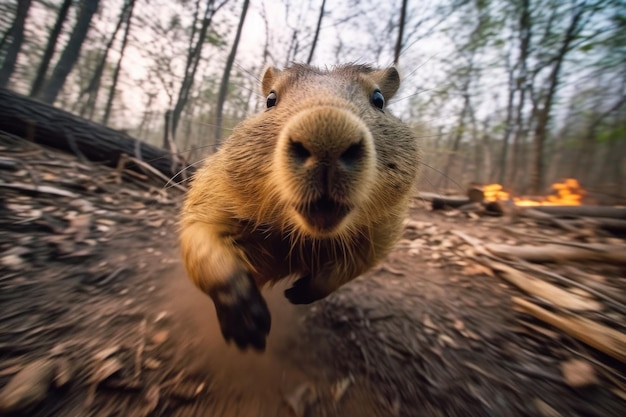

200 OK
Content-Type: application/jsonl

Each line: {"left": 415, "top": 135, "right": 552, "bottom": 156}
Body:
{"left": 0, "top": 0, "right": 33, "bottom": 88}
{"left": 80, "top": 0, "right": 130, "bottom": 119}
{"left": 507, "top": 0, "right": 531, "bottom": 190}
{"left": 306, "top": 0, "right": 326, "bottom": 65}
{"left": 528, "top": 6, "right": 584, "bottom": 194}
{"left": 102, "top": 0, "right": 135, "bottom": 126}
{"left": 439, "top": 88, "right": 471, "bottom": 190}
{"left": 497, "top": 55, "right": 516, "bottom": 184}
{"left": 393, "top": 0, "right": 408, "bottom": 65}
{"left": 213, "top": 0, "right": 250, "bottom": 143}
{"left": 171, "top": 0, "right": 222, "bottom": 138}
{"left": 29, "top": 0, "right": 73, "bottom": 98}
{"left": 40, "top": 0, "right": 99, "bottom": 104}
{"left": 0, "top": 88, "right": 187, "bottom": 179}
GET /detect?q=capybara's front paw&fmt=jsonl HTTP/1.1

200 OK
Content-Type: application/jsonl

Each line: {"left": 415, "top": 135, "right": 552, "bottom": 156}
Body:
{"left": 210, "top": 274, "right": 271, "bottom": 351}
{"left": 284, "top": 276, "right": 327, "bottom": 305}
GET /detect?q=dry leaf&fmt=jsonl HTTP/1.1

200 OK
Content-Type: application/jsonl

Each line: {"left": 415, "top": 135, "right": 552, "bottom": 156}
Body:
{"left": 284, "top": 383, "right": 317, "bottom": 417}
{"left": 533, "top": 398, "right": 564, "bottom": 417}
{"left": 94, "top": 346, "right": 120, "bottom": 361}
{"left": 422, "top": 314, "right": 437, "bottom": 330}
{"left": 139, "top": 385, "right": 160, "bottom": 417}
{"left": 332, "top": 377, "right": 351, "bottom": 402}
{"left": 90, "top": 358, "right": 123, "bottom": 385}
{"left": 53, "top": 357, "right": 73, "bottom": 388}
{"left": 144, "top": 358, "right": 162, "bottom": 370}
{"left": 561, "top": 359, "right": 598, "bottom": 388}
{"left": 0, "top": 359, "right": 56, "bottom": 413}
{"left": 453, "top": 319, "right": 465, "bottom": 332}
{"left": 462, "top": 262, "right": 494, "bottom": 277}
{"left": 151, "top": 330, "right": 169, "bottom": 346}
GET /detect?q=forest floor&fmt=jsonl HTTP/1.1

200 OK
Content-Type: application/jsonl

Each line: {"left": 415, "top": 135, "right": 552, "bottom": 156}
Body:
{"left": 1, "top": 132, "right": 625, "bottom": 417}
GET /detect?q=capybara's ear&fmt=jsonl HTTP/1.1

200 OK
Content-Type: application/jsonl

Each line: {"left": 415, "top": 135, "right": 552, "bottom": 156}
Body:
{"left": 261, "top": 67, "right": 281, "bottom": 97}
{"left": 371, "top": 67, "right": 400, "bottom": 100}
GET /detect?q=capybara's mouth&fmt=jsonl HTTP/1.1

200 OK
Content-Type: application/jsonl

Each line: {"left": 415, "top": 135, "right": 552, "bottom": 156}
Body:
{"left": 297, "top": 196, "right": 351, "bottom": 232}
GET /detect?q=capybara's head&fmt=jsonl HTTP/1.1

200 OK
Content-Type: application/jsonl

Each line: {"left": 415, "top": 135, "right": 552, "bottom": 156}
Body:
{"left": 260, "top": 64, "right": 419, "bottom": 238}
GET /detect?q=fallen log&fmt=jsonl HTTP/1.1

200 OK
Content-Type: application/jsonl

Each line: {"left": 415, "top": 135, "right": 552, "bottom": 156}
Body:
{"left": 0, "top": 88, "right": 189, "bottom": 180}
{"left": 513, "top": 297, "right": 626, "bottom": 364}
{"left": 484, "top": 259, "right": 602, "bottom": 311}
{"left": 486, "top": 243, "right": 626, "bottom": 265}
{"left": 530, "top": 205, "right": 626, "bottom": 220}
{"left": 431, "top": 196, "right": 471, "bottom": 210}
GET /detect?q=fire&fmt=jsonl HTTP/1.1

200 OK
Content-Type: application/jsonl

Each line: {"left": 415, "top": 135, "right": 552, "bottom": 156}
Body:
{"left": 483, "top": 179, "right": 584, "bottom": 206}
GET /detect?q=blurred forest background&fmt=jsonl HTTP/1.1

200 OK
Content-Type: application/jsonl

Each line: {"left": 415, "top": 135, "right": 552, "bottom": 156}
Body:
{"left": 1, "top": 0, "right": 625, "bottom": 200}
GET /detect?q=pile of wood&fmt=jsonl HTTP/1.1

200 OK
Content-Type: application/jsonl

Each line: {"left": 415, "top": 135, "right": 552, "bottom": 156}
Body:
{"left": 451, "top": 231, "right": 626, "bottom": 366}
{"left": 420, "top": 187, "right": 626, "bottom": 235}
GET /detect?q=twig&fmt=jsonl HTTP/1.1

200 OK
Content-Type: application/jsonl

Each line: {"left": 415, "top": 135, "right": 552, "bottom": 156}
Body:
{"left": 134, "top": 319, "right": 147, "bottom": 381}
{"left": 0, "top": 182, "right": 78, "bottom": 198}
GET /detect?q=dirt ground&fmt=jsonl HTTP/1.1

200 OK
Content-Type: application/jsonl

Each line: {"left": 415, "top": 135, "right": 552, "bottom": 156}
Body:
{"left": 1, "top": 133, "right": 625, "bottom": 417}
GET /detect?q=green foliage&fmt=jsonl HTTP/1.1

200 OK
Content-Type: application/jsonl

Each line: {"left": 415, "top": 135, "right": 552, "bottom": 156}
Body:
{"left": 597, "top": 124, "right": 626, "bottom": 144}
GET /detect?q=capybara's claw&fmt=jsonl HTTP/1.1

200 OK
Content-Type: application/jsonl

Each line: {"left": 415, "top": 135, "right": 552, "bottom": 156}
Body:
{"left": 210, "top": 275, "right": 271, "bottom": 351}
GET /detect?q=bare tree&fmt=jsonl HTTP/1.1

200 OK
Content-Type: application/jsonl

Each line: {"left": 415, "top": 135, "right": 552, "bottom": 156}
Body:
{"left": 214, "top": 0, "right": 251, "bottom": 143}
{"left": 30, "top": 0, "right": 73, "bottom": 97}
{"left": 528, "top": 3, "right": 590, "bottom": 194}
{"left": 170, "top": 0, "right": 227, "bottom": 138}
{"left": 81, "top": 0, "right": 132, "bottom": 119}
{"left": 393, "top": 0, "right": 408, "bottom": 65}
{"left": 41, "top": 0, "right": 100, "bottom": 104}
{"left": 102, "top": 0, "right": 135, "bottom": 125}
{"left": 306, "top": 0, "right": 326, "bottom": 64}
{"left": 0, "top": 0, "right": 33, "bottom": 88}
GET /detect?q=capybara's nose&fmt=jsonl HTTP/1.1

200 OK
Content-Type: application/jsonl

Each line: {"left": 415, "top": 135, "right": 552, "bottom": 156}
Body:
{"left": 284, "top": 106, "right": 370, "bottom": 195}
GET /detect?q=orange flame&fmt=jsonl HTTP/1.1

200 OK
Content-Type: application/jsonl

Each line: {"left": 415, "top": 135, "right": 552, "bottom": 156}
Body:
{"left": 483, "top": 178, "right": 584, "bottom": 206}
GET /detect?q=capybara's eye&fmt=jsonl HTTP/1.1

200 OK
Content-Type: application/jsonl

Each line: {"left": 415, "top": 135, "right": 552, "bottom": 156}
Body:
{"left": 371, "top": 90, "right": 385, "bottom": 110}
{"left": 266, "top": 91, "right": 277, "bottom": 108}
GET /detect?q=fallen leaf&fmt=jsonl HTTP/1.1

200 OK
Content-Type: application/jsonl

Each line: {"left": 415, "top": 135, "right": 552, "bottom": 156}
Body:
{"left": 332, "top": 377, "right": 351, "bottom": 403}
{"left": 561, "top": 359, "right": 598, "bottom": 388}
{"left": 284, "top": 383, "right": 317, "bottom": 417}
{"left": 91, "top": 358, "right": 123, "bottom": 383}
{"left": 151, "top": 330, "right": 169, "bottom": 346}
{"left": 462, "top": 262, "right": 494, "bottom": 277}
{"left": 533, "top": 398, "right": 564, "bottom": 417}
{"left": 0, "top": 359, "right": 56, "bottom": 413}
{"left": 53, "top": 357, "right": 73, "bottom": 388}
{"left": 139, "top": 385, "right": 160, "bottom": 417}
{"left": 94, "top": 346, "right": 121, "bottom": 361}
{"left": 144, "top": 358, "right": 161, "bottom": 370}
{"left": 422, "top": 314, "right": 437, "bottom": 330}
{"left": 453, "top": 319, "right": 465, "bottom": 332}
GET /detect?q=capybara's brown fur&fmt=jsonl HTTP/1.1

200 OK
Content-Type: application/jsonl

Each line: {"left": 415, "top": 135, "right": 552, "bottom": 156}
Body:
{"left": 180, "top": 64, "right": 420, "bottom": 350}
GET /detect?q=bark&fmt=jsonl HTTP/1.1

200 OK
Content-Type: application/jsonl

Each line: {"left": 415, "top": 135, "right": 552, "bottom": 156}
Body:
{"left": 80, "top": 0, "right": 131, "bottom": 119}
{"left": 213, "top": 0, "right": 250, "bottom": 143}
{"left": 306, "top": 0, "right": 326, "bottom": 65}
{"left": 393, "top": 0, "right": 408, "bottom": 65}
{"left": 0, "top": 0, "right": 33, "bottom": 88}
{"left": 40, "top": 0, "right": 100, "bottom": 104}
{"left": 0, "top": 88, "right": 187, "bottom": 179}
{"left": 30, "top": 0, "right": 73, "bottom": 98}
{"left": 102, "top": 0, "right": 135, "bottom": 126}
